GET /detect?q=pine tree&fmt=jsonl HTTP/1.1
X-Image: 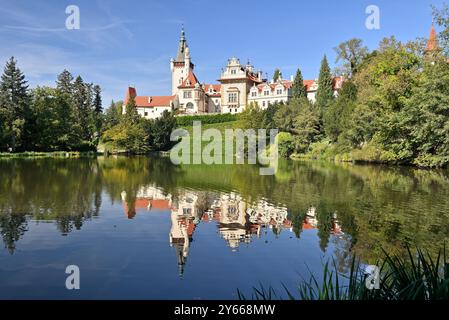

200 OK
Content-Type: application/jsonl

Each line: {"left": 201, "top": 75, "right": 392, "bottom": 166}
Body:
{"left": 56, "top": 70, "right": 74, "bottom": 96}
{"left": 72, "top": 76, "right": 95, "bottom": 148}
{"left": 273, "top": 68, "right": 281, "bottom": 82}
{"left": 292, "top": 68, "right": 306, "bottom": 99}
{"left": 124, "top": 95, "right": 140, "bottom": 124}
{"left": 93, "top": 85, "right": 103, "bottom": 134}
{"left": 0, "top": 57, "right": 31, "bottom": 151}
{"left": 315, "top": 55, "right": 334, "bottom": 111}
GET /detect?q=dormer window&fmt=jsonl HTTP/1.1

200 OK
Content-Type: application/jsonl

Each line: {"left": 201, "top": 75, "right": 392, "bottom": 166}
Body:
{"left": 186, "top": 79, "right": 191, "bottom": 86}
{"left": 231, "top": 69, "right": 236, "bottom": 75}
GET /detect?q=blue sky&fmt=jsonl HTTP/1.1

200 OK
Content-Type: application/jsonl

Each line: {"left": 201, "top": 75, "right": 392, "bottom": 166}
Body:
{"left": 0, "top": 0, "right": 446, "bottom": 106}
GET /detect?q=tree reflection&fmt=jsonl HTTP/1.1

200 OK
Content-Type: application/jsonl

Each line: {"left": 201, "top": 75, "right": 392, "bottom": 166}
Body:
{"left": 0, "top": 156, "right": 448, "bottom": 263}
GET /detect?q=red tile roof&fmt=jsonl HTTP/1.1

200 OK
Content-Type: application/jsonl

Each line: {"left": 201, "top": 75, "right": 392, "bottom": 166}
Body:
{"left": 204, "top": 84, "right": 221, "bottom": 97}
{"left": 255, "top": 78, "right": 343, "bottom": 93}
{"left": 178, "top": 71, "right": 200, "bottom": 89}
{"left": 124, "top": 87, "right": 175, "bottom": 108}
{"left": 303, "top": 80, "right": 316, "bottom": 91}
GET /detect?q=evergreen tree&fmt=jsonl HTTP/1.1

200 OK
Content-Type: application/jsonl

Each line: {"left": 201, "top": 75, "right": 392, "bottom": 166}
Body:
{"left": 93, "top": 85, "right": 103, "bottom": 134}
{"left": 72, "top": 76, "right": 95, "bottom": 148}
{"left": 292, "top": 68, "right": 306, "bottom": 99}
{"left": 315, "top": 55, "right": 334, "bottom": 111}
{"left": 273, "top": 68, "right": 281, "bottom": 82}
{"left": 124, "top": 95, "right": 140, "bottom": 124}
{"left": 0, "top": 57, "right": 31, "bottom": 151}
{"left": 103, "top": 100, "right": 122, "bottom": 132}
{"left": 56, "top": 70, "right": 74, "bottom": 96}
{"left": 324, "top": 81, "right": 357, "bottom": 142}
{"left": 54, "top": 70, "right": 79, "bottom": 150}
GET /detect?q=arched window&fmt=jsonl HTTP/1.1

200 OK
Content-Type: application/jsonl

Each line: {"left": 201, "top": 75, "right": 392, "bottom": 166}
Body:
{"left": 186, "top": 102, "right": 194, "bottom": 109}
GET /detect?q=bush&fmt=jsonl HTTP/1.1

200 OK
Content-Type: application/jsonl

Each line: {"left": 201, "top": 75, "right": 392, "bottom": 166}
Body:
{"left": 277, "top": 132, "right": 295, "bottom": 158}
{"left": 176, "top": 113, "right": 237, "bottom": 127}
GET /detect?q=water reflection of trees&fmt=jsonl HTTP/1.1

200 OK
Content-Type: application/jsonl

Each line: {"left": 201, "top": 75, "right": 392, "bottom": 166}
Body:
{"left": 0, "top": 156, "right": 449, "bottom": 262}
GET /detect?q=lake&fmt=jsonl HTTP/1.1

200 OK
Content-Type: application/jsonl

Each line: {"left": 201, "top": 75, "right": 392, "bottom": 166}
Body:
{"left": 0, "top": 156, "right": 448, "bottom": 299}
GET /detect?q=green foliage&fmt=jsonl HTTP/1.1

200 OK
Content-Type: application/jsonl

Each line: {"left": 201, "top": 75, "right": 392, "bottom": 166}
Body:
{"left": 276, "top": 132, "right": 295, "bottom": 158}
{"left": 102, "top": 100, "right": 123, "bottom": 133}
{"left": 239, "top": 246, "right": 449, "bottom": 300}
{"left": 324, "top": 81, "right": 357, "bottom": 142}
{"left": 0, "top": 57, "right": 31, "bottom": 151}
{"left": 291, "top": 99, "right": 321, "bottom": 153}
{"left": 176, "top": 113, "right": 237, "bottom": 126}
{"left": 0, "top": 60, "right": 103, "bottom": 152}
{"left": 292, "top": 68, "right": 307, "bottom": 99}
{"left": 235, "top": 102, "right": 264, "bottom": 129}
{"left": 149, "top": 110, "right": 177, "bottom": 151}
{"left": 334, "top": 38, "right": 368, "bottom": 77}
{"left": 315, "top": 55, "right": 334, "bottom": 111}
{"left": 273, "top": 68, "right": 281, "bottom": 82}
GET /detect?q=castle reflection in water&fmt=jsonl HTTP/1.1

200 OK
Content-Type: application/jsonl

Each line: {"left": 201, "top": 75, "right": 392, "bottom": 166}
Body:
{"left": 121, "top": 186, "right": 344, "bottom": 276}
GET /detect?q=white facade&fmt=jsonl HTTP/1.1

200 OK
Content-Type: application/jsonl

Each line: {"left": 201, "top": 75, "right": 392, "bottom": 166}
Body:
{"left": 248, "top": 78, "right": 292, "bottom": 109}
{"left": 218, "top": 58, "right": 263, "bottom": 114}
{"left": 125, "top": 28, "right": 344, "bottom": 118}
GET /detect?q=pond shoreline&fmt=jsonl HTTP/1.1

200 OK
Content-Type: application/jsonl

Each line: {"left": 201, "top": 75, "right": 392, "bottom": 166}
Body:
{"left": 1, "top": 150, "right": 447, "bottom": 171}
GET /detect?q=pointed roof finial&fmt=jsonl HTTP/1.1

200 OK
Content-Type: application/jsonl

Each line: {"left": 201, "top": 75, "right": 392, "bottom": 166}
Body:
{"left": 180, "top": 24, "right": 185, "bottom": 41}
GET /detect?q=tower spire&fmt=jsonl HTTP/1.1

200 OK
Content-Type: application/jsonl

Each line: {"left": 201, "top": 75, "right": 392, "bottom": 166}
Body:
{"left": 426, "top": 21, "right": 439, "bottom": 52}
{"left": 175, "top": 24, "right": 188, "bottom": 62}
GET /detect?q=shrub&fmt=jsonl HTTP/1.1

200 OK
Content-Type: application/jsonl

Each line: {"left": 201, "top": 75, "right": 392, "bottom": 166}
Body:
{"left": 176, "top": 113, "right": 237, "bottom": 126}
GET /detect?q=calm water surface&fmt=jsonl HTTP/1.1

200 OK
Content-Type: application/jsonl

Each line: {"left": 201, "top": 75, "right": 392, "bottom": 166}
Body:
{"left": 0, "top": 157, "right": 448, "bottom": 299}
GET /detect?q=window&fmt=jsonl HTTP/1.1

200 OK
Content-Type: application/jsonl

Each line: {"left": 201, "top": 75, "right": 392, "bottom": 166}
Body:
{"left": 231, "top": 69, "right": 236, "bottom": 75}
{"left": 184, "top": 91, "right": 192, "bottom": 99}
{"left": 186, "top": 102, "right": 194, "bottom": 109}
{"left": 228, "top": 92, "right": 237, "bottom": 103}
{"left": 144, "top": 111, "right": 148, "bottom": 116}
{"left": 264, "top": 90, "right": 270, "bottom": 96}
{"left": 277, "top": 89, "right": 283, "bottom": 95}
{"left": 251, "top": 91, "right": 257, "bottom": 97}
{"left": 262, "top": 101, "right": 266, "bottom": 107}
{"left": 235, "top": 108, "right": 237, "bottom": 112}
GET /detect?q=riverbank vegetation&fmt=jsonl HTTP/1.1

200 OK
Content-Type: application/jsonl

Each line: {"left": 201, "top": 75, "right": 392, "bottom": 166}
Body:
{"left": 235, "top": 6, "right": 449, "bottom": 168}
{"left": 0, "top": 60, "right": 103, "bottom": 152}
{"left": 238, "top": 246, "right": 449, "bottom": 300}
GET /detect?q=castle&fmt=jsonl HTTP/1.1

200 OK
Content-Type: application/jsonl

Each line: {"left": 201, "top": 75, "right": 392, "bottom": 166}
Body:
{"left": 123, "top": 27, "right": 344, "bottom": 119}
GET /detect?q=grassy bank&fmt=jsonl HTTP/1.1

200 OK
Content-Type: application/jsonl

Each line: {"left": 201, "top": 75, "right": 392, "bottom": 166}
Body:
{"left": 0, "top": 151, "right": 100, "bottom": 158}
{"left": 289, "top": 139, "right": 449, "bottom": 169}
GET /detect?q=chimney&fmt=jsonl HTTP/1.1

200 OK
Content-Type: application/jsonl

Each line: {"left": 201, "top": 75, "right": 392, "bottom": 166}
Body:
{"left": 290, "top": 75, "right": 294, "bottom": 81}
{"left": 148, "top": 96, "right": 152, "bottom": 103}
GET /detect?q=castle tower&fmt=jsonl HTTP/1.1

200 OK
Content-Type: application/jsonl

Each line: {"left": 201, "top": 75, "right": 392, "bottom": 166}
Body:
{"left": 170, "top": 26, "right": 194, "bottom": 95}
{"left": 426, "top": 22, "right": 439, "bottom": 53}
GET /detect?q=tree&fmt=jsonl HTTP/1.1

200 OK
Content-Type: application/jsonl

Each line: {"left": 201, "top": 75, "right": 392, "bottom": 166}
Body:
{"left": 292, "top": 68, "right": 306, "bottom": 99}
{"left": 273, "top": 68, "right": 281, "bottom": 82}
{"left": 402, "top": 58, "right": 449, "bottom": 167}
{"left": 433, "top": 4, "right": 449, "bottom": 55}
{"left": 0, "top": 57, "right": 31, "bottom": 151}
{"left": 236, "top": 102, "right": 264, "bottom": 129}
{"left": 102, "top": 100, "right": 122, "bottom": 132}
{"left": 262, "top": 102, "right": 278, "bottom": 129}
{"left": 72, "top": 76, "right": 96, "bottom": 149}
{"left": 334, "top": 39, "right": 368, "bottom": 77}
{"left": 324, "top": 81, "right": 357, "bottom": 142}
{"left": 292, "top": 101, "right": 320, "bottom": 153}
{"left": 93, "top": 85, "right": 103, "bottom": 135}
{"left": 56, "top": 69, "right": 74, "bottom": 96}
{"left": 315, "top": 55, "right": 334, "bottom": 112}
{"left": 274, "top": 101, "right": 300, "bottom": 133}
{"left": 150, "top": 110, "right": 177, "bottom": 151}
